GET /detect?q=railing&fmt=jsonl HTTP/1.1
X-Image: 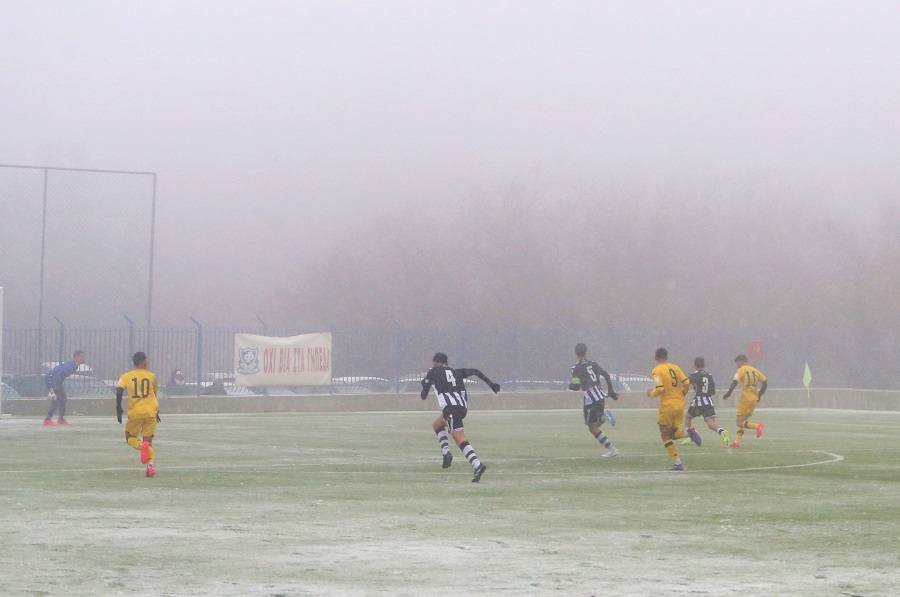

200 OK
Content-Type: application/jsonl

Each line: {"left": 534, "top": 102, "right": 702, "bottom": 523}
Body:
{"left": 1, "top": 320, "right": 896, "bottom": 393}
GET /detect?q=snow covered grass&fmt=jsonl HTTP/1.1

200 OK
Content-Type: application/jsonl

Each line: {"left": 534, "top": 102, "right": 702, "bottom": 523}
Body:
{"left": 0, "top": 409, "right": 897, "bottom": 596}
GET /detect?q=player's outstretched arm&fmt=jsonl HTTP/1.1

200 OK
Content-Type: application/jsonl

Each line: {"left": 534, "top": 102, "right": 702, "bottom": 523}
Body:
{"left": 723, "top": 379, "right": 738, "bottom": 399}
{"left": 420, "top": 377, "right": 432, "bottom": 400}
{"left": 463, "top": 368, "right": 500, "bottom": 393}
{"left": 115, "top": 387, "right": 124, "bottom": 423}
{"left": 596, "top": 366, "right": 618, "bottom": 400}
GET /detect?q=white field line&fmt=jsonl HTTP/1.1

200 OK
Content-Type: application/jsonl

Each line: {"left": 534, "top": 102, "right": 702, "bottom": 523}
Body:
{"left": 0, "top": 450, "right": 848, "bottom": 476}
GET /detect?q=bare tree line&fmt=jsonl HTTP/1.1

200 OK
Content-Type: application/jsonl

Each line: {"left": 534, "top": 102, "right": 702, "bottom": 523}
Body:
{"left": 282, "top": 176, "right": 898, "bottom": 386}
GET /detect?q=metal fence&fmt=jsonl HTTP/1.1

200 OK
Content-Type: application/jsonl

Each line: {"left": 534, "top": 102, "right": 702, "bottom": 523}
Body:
{"left": 1, "top": 320, "right": 894, "bottom": 395}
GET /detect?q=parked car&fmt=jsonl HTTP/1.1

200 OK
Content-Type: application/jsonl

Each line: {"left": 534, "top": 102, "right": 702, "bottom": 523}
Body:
{"left": 5, "top": 374, "right": 114, "bottom": 397}
{"left": 395, "top": 373, "right": 426, "bottom": 394}
{"left": 331, "top": 376, "right": 392, "bottom": 394}
{"left": 1, "top": 382, "right": 22, "bottom": 398}
{"left": 610, "top": 373, "right": 654, "bottom": 393}
{"left": 502, "top": 380, "right": 568, "bottom": 392}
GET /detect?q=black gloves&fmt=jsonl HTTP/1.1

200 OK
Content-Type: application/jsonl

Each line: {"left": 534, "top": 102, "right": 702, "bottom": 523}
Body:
{"left": 609, "top": 392, "right": 619, "bottom": 401}
{"left": 116, "top": 403, "right": 123, "bottom": 424}
{"left": 568, "top": 382, "right": 580, "bottom": 391}
{"left": 723, "top": 392, "right": 731, "bottom": 400}
{"left": 156, "top": 412, "right": 161, "bottom": 423}
{"left": 489, "top": 382, "right": 501, "bottom": 394}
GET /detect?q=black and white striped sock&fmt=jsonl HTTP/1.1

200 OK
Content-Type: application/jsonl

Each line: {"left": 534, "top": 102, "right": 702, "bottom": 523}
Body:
{"left": 460, "top": 441, "right": 481, "bottom": 469}
{"left": 436, "top": 429, "right": 450, "bottom": 455}
{"left": 594, "top": 432, "right": 612, "bottom": 449}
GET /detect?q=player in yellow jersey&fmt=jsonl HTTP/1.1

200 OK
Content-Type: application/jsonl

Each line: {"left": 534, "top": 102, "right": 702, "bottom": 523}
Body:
{"left": 722, "top": 354, "right": 768, "bottom": 448}
{"left": 646, "top": 348, "right": 700, "bottom": 471}
{"left": 115, "top": 352, "right": 160, "bottom": 477}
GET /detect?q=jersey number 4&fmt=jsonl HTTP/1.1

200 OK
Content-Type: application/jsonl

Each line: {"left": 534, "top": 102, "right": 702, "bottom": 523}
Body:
{"left": 445, "top": 370, "right": 457, "bottom": 385}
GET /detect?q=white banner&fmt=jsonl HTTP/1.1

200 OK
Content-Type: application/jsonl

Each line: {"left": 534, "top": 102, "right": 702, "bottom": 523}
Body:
{"left": 234, "top": 332, "right": 332, "bottom": 387}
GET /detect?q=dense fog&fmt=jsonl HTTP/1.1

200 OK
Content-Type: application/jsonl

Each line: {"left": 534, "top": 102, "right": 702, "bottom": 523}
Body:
{"left": 1, "top": 2, "right": 897, "bottom": 381}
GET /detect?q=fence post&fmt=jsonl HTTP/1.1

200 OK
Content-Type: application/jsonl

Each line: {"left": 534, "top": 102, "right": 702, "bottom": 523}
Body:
{"left": 190, "top": 316, "right": 203, "bottom": 397}
{"left": 455, "top": 321, "right": 466, "bottom": 365}
{"left": 327, "top": 316, "right": 335, "bottom": 394}
{"left": 508, "top": 317, "right": 518, "bottom": 392}
{"left": 392, "top": 318, "right": 402, "bottom": 393}
{"left": 123, "top": 315, "right": 135, "bottom": 358}
{"left": 53, "top": 316, "right": 65, "bottom": 366}
{"left": 256, "top": 315, "right": 269, "bottom": 336}
{"left": 559, "top": 320, "right": 570, "bottom": 376}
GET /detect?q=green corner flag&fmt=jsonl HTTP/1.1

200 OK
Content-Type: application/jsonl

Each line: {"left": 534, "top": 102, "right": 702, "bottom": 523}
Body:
{"left": 803, "top": 362, "right": 812, "bottom": 388}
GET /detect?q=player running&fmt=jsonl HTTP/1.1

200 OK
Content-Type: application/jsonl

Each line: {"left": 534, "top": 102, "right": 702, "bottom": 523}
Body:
{"left": 647, "top": 348, "right": 700, "bottom": 471}
{"left": 722, "top": 354, "right": 767, "bottom": 448}
{"left": 115, "top": 352, "right": 160, "bottom": 477}
{"left": 568, "top": 343, "right": 620, "bottom": 457}
{"left": 680, "top": 357, "right": 729, "bottom": 447}
{"left": 42, "top": 350, "right": 86, "bottom": 426}
{"left": 420, "top": 352, "right": 500, "bottom": 482}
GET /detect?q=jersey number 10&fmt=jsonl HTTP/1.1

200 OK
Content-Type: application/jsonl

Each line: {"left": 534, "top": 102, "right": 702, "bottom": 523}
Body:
{"left": 131, "top": 377, "right": 152, "bottom": 399}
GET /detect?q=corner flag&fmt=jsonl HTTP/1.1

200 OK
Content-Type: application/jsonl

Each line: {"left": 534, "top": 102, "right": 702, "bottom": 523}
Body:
{"left": 803, "top": 362, "right": 812, "bottom": 388}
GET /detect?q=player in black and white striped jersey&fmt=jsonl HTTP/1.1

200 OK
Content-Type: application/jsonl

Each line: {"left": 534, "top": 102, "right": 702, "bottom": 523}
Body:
{"left": 420, "top": 352, "right": 500, "bottom": 482}
{"left": 568, "top": 343, "right": 620, "bottom": 457}
{"left": 682, "top": 357, "right": 730, "bottom": 447}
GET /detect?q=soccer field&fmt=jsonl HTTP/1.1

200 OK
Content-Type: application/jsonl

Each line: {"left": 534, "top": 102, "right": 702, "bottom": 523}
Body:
{"left": 0, "top": 409, "right": 897, "bottom": 596}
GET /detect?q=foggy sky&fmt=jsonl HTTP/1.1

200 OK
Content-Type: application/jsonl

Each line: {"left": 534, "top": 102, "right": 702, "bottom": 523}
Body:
{"left": 2, "top": 1, "right": 899, "bottom": 325}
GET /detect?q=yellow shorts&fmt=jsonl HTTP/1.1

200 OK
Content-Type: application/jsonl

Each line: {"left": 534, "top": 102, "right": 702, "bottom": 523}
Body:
{"left": 657, "top": 409, "right": 684, "bottom": 429}
{"left": 125, "top": 415, "right": 157, "bottom": 439}
{"left": 737, "top": 397, "right": 759, "bottom": 418}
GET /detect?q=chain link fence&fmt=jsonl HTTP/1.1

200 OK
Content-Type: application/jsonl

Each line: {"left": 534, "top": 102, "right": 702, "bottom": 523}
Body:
{"left": 2, "top": 320, "right": 893, "bottom": 400}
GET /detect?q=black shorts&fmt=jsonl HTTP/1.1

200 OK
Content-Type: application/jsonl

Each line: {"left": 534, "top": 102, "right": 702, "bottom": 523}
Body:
{"left": 442, "top": 406, "right": 468, "bottom": 431}
{"left": 583, "top": 401, "right": 606, "bottom": 426}
{"left": 688, "top": 404, "right": 716, "bottom": 420}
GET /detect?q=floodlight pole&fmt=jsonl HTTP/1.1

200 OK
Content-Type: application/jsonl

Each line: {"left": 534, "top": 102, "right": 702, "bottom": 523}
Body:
{"left": 147, "top": 174, "right": 157, "bottom": 327}
{"left": 124, "top": 315, "right": 135, "bottom": 357}
{"left": 36, "top": 168, "right": 49, "bottom": 374}
{"left": 0, "top": 287, "right": 4, "bottom": 416}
